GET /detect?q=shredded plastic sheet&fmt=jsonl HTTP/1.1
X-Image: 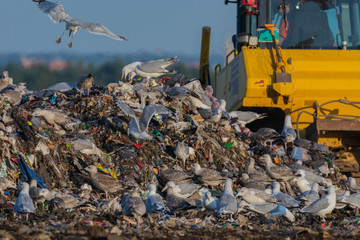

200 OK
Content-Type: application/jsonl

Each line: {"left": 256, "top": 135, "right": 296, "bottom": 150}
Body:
{"left": 18, "top": 155, "right": 48, "bottom": 189}
{"left": 95, "top": 164, "right": 117, "bottom": 180}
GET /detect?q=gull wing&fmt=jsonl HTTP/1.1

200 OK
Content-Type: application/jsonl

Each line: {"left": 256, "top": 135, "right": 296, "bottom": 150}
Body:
{"left": 247, "top": 203, "right": 278, "bottom": 214}
{"left": 38, "top": 1, "right": 72, "bottom": 23}
{"left": 137, "top": 57, "right": 177, "bottom": 73}
{"left": 79, "top": 22, "right": 127, "bottom": 40}
{"left": 139, "top": 104, "right": 171, "bottom": 132}
{"left": 116, "top": 101, "right": 136, "bottom": 119}
{"left": 301, "top": 197, "right": 329, "bottom": 213}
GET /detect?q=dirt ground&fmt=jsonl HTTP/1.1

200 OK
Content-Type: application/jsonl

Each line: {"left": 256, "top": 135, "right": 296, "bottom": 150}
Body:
{"left": 1, "top": 204, "right": 359, "bottom": 240}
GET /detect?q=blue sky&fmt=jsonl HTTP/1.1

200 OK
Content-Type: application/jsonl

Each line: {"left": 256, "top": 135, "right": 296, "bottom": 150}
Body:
{"left": 1, "top": 0, "right": 236, "bottom": 62}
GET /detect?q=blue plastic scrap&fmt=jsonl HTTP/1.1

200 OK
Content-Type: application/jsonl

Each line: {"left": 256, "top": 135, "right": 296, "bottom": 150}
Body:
{"left": 50, "top": 93, "right": 57, "bottom": 104}
{"left": 17, "top": 155, "right": 48, "bottom": 189}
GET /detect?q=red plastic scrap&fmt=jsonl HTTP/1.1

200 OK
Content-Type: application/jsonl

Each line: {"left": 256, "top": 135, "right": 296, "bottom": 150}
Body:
{"left": 10, "top": 158, "right": 18, "bottom": 164}
{"left": 160, "top": 76, "right": 171, "bottom": 84}
{"left": 136, "top": 161, "right": 143, "bottom": 170}
{"left": 94, "top": 221, "right": 102, "bottom": 226}
{"left": 132, "top": 142, "right": 141, "bottom": 149}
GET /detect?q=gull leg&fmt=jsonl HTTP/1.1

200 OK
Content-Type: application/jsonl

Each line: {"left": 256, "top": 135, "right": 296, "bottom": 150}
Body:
{"left": 68, "top": 31, "right": 76, "bottom": 48}
{"left": 284, "top": 180, "right": 295, "bottom": 197}
{"left": 56, "top": 30, "right": 65, "bottom": 44}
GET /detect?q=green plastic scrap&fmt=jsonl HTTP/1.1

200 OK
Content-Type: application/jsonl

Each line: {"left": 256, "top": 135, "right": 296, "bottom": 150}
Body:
{"left": 209, "top": 189, "right": 221, "bottom": 197}
{"left": 223, "top": 222, "right": 240, "bottom": 227}
{"left": 225, "top": 142, "right": 234, "bottom": 148}
{"left": 151, "top": 129, "right": 163, "bottom": 137}
{"left": 83, "top": 122, "right": 90, "bottom": 130}
{"left": 325, "top": 157, "right": 332, "bottom": 163}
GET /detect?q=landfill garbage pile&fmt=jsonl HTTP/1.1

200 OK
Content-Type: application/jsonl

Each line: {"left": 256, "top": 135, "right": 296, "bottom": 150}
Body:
{"left": 0, "top": 70, "right": 360, "bottom": 239}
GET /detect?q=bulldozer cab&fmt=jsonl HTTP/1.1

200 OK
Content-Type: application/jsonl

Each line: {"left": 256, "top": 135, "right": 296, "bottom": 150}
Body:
{"left": 233, "top": 0, "right": 360, "bottom": 51}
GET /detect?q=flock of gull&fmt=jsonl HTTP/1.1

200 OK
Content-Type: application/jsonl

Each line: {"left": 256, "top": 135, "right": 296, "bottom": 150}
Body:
{"left": 2, "top": 63, "right": 359, "bottom": 225}
{"left": 10, "top": 151, "right": 360, "bottom": 223}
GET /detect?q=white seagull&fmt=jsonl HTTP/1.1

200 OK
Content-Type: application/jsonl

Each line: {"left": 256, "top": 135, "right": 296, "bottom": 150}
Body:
{"left": 122, "top": 57, "right": 178, "bottom": 80}
{"left": 281, "top": 115, "right": 297, "bottom": 141}
{"left": 117, "top": 101, "right": 172, "bottom": 139}
{"left": 37, "top": 0, "right": 127, "bottom": 48}
{"left": 300, "top": 185, "right": 336, "bottom": 219}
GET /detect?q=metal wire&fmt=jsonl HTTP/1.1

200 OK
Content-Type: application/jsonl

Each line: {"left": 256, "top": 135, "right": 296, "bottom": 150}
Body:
{"left": 295, "top": 99, "right": 360, "bottom": 139}
{"left": 296, "top": 110, "right": 314, "bottom": 139}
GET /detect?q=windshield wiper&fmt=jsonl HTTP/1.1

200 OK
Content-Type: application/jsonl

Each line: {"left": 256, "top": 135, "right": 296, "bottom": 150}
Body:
{"left": 294, "top": 33, "right": 320, "bottom": 49}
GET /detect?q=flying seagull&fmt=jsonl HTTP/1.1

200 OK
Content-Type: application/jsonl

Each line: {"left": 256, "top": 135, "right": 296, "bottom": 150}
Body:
{"left": 37, "top": 0, "right": 127, "bottom": 48}
{"left": 116, "top": 101, "right": 173, "bottom": 139}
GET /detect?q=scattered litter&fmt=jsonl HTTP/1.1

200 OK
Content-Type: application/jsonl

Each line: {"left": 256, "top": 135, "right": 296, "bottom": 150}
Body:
{"left": 0, "top": 70, "right": 358, "bottom": 239}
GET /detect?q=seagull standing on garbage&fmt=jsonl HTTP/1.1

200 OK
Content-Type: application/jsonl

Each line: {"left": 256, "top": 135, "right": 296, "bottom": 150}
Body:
{"left": 32, "top": 108, "right": 71, "bottom": 129}
{"left": 37, "top": 0, "right": 127, "bottom": 48}
{"left": 197, "top": 99, "right": 227, "bottom": 123}
{"left": 85, "top": 165, "right": 124, "bottom": 200}
{"left": 263, "top": 154, "right": 293, "bottom": 181}
{"left": 162, "top": 181, "right": 200, "bottom": 198}
{"left": 165, "top": 186, "right": 195, "bottom": 211}
{"left": 14, "top": 182, "right": 35, "bottom": 219}
{"left": 174, "top": 140, "right": 195, "bottom": 166}
{"left": 217, "top": 178, "right": 238, "bottom": 215}
{"left": 121, "top": 57, "right": 178, "bottom": 81}
{"left": 145, "top": 184, "right": 165, "bottom": 213}
{"left": 121, "top": 188, "right": 146, "bottom": 217}
{"left": 159, "top": 165, "right": 194, "bottom": 184}
{"left": 247, "top": 158, "right": 273, "bottom": 183}
{"left": 271, "top": 182, "right": 300, "bottom": 208}
{"left": 191, "top": 163, "right": 225, "bottom": 186}
{"left": 39, "top": 188, "right": 88, "bottom": 209}
{"left": 240, "top": 173, "right": 266, "bottom": 191}
{"left": 300, "top": 185, "right": 336, "bottom": 219}
{"left": 281, "top": 115, "right": 297, "bottom": 141}
{"left": 76, "top": 73, "right": 94, "bottom": 96}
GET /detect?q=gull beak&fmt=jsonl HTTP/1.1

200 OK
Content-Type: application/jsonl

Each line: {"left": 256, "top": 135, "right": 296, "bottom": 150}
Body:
{"left": 161, "top": 186, "right": 168, "bottom": 192}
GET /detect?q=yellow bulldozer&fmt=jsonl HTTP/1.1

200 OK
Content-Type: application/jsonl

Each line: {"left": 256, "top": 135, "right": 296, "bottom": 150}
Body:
{"left": 208, "top": 0, "right": 360, "bottom": 180}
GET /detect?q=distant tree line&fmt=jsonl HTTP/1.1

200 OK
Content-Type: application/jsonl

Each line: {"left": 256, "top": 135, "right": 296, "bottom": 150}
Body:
{"left": 1, "top": 59, "right": 203, "bottom": 90}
